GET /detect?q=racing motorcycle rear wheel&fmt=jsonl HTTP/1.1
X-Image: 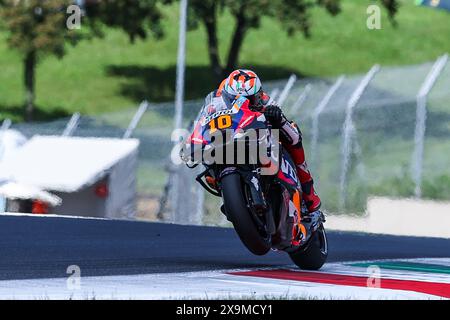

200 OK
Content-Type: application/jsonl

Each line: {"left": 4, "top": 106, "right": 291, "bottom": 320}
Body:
{"left": 221, "top": 172, "right": 271, "bottom": 256}
{"left": 289, "top": 225, "right": 328, "bottom": 270}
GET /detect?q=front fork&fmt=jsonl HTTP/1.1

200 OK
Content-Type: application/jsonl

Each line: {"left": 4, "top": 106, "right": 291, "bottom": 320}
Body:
{"left": 220, "top": 167, "right": 277, "bottom": 235}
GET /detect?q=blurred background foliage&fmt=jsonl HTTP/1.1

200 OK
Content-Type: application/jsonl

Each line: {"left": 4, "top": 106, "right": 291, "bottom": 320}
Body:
{"left": 1, "top": 0, "right": 449, "bottom": 122}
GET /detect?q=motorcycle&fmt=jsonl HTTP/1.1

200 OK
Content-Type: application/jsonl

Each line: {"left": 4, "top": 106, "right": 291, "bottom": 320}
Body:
{"left": 180, "top": 94, "right": 328, "bottom": 270}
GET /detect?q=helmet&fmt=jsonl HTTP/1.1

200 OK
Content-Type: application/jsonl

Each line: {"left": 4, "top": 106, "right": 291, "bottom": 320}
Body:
{"left": 224, "top": 69, "right": 262, "bottom": 96}
{"left": 223, "top": 69, "right": 266, "bottom": 109}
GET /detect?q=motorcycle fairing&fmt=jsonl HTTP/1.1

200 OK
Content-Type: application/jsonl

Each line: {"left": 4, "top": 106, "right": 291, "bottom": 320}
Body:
{"left": 271, "top": 187, "right": 295, "bottom": 250}
{"left": 187, "top": 95, "right": 264, "bottom": 146}
{"left": 275, "top": 148, "right": 301, "bottom": 192}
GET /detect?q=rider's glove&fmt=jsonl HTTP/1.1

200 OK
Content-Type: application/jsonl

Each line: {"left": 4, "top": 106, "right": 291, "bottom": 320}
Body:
{"left": 264, "top": 105, "right": 284, "bottom": 127}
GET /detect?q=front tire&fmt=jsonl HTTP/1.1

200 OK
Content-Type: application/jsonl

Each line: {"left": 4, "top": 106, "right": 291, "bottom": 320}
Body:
{"left": 289, "top": 225, "right": 328, "bottom": 270}
{"left": 221, "top": 173, "right": 271, "bottom": 255}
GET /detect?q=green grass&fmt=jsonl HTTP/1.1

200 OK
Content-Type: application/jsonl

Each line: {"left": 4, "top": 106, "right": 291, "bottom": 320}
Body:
{"left": 1, "top": 0, "right": 450, "bottom": 121}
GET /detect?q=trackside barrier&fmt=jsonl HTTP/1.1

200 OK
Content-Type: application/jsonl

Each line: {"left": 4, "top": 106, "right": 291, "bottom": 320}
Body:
{"left": 62, "top": 113, "right": 80, "bottom": 137}
{"left": 289, "top": 84, "right": 312, "bottom": 115}
{"left": 277, "top": 74, "right": 297, "bottom": 106}
{"left": 411, "top": 54, "right": 448, "bottom": 198}
{"left": 6, "top": 56, "right": 450, "bottom": 222}
{"left": 123, "top": 101, "right": 149, "bottom": 139}
{"left": 340, "top": 65, "right": 380, "bottom": 210}
{"left": 1, "top": 119, "right": 12, "bottom": 132}
{"left": 268, "top": 88, "right": 280, "bottom": 104}
{"left": 310, "top": 76, "right": 345, "bottom": 169}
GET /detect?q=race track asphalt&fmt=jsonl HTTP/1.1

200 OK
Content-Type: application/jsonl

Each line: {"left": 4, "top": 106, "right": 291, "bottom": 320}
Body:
{"left": 0, "top": 215, "right": 449, "bottom": 280}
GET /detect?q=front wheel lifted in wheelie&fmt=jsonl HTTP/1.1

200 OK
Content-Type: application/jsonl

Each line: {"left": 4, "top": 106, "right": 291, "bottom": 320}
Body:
{"left": 220, "top": 172, "right": 271, "bottom": 256}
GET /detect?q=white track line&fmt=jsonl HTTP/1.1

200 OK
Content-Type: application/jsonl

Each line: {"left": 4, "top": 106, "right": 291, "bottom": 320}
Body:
{"left": 0, "top": 261, "right": 447, "bottom": 300}
{"left": 0, "top": 212, "right": 109, "bottom": 221}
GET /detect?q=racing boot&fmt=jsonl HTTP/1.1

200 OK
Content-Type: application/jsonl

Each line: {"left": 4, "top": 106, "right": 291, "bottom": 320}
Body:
{"left": 301, "top": 179, "right": 321, "bottom": 213}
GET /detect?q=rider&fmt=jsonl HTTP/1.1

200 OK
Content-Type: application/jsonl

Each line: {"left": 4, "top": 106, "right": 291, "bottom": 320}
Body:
{"left": 199, "top": 69, "right": 322, "bottom": 243}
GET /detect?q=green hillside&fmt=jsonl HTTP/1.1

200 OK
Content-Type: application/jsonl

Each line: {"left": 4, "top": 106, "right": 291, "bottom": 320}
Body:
{"left": 1, "top": 0, "right": 449, "bottom": 121}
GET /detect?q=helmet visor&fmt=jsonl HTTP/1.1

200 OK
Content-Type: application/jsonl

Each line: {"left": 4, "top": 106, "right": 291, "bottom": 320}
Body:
{"left": 247, "top": 90, "right": 267, "bottom": 110}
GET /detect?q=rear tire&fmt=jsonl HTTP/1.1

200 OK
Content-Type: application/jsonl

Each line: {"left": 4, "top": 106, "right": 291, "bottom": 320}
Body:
{"left": 289, "top": 225, "right": 328, "bottom": 270}
{"left": 221, "top": 173, "right": 271, "bottom": 256}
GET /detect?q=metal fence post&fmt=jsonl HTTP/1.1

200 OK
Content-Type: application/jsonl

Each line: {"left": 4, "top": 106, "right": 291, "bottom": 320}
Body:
{"left": 62, "top": 113, "right": 80, "bottom": 137}
{"left": 1, "top": 119, "right": 12, "bottom": 132}
{"left": 310, "top": 76, "right": 345, "bottom": 168}
{"left": 268, "top": 88, "right": 280, "bottom": 104}
{"left": 340, "top": 65, "right": 380, "bottom": 210}
{"left": 172, "top": 0, "right": 189, "bottom": 224}
{"left": 277, "top": 74, "right": 297, "bottom": 106}
{"left": 289, "top": 84, "right": 312, "bottom": 116}
{"left": 123, "top": 101, "right": 149, "bottom": 139}
{"left": 194, "top": 166, "right": 205, "bottom": 225}
{"left": 412, "top": 54, "right": 448, "bottom": 198}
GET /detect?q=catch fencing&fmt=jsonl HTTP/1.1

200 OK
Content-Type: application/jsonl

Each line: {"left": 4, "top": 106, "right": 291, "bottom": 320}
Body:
{"left": 5, "top": 55, "right": 450, "bottom": 223}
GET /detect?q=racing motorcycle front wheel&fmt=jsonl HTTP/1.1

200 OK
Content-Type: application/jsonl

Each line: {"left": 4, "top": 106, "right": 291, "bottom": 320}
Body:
{"left": 220, "top": 172, "right": 271, "bottom": 256}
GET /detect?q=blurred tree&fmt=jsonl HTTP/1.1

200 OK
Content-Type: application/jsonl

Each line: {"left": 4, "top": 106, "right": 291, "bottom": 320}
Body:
{"left": 186, "top": 0, "right": 399, "bottom": 79}
{"left": 0, "top": 0, "right": 81, "bottom": 121}
{"left": 84, "top": 0, "right": 170, "bottom": 43}
{"left": 382, "top": 0, "right": 399, "bottom": 25}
